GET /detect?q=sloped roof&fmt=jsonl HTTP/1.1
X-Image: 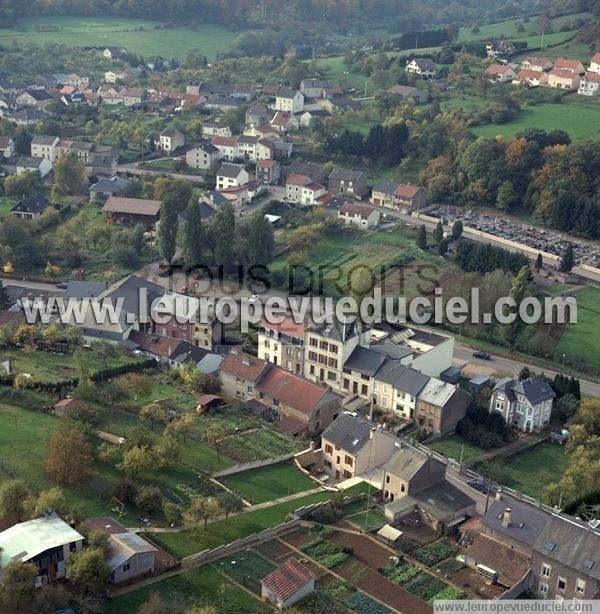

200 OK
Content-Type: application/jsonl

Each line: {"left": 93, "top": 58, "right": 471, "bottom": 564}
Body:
{"left": 217, "top": 163, "right": 245, "bottom": 179}
{"left": 257, "top": 366, "right": 338, "bottom": 415}
{"left": 220, "top": 350, "right": 268, "bottom": 382}
{"left": 329, "top": 167, "right": 364, "bottom": 182}
{"left": 0, "top": 513, "right": 83, "bottom": 567}
{"left": 12, "top": 194, "right": 49, "bottom": 214}
{"left": 483, "top": 499, "right": 550, "bottom": 547}
{"left": 493, "top": 376, "right": 555, "bottom": 405}
{"left": 418, "top": 377, "right": 457, "bottom": 407}
{"left": 485, "top": 64, "right": 513, "bottom": 75}
{"left": 340, "top": 202, "right": 376, "bottom": 218}
{"left": 376, "top": 363, "right": 429, "bottom": 396}
{"left": 261, "top": 558, "right": 316, "bottom": 601}
{"left": 259, "top": 316, "right": 305, "bottom": 340}
{"left": 385, "top": 446, "right": 434, "bottom": 481}
{"left": 344, "top": 346, "right": 388, "bottom": 377}
{"left": 102, "top": 197, "right": 161, "bottom": 216}
{"left": 107, "top": 532, "right": 157, "bottom": 570}
{"left": 394, "top": 183, "right": 423, "bottom": 198}
{"left": 321, "top": 413, "right": 374, "bottom": 454}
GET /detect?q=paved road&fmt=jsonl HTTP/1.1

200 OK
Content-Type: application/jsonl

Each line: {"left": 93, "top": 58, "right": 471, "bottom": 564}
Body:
{"left": 453, "top": 341, "right": 600, "bottom": 398}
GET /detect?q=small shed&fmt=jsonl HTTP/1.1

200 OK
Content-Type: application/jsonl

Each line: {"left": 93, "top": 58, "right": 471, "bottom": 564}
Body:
{"left": 377, "top": 524, "right": 403, "bottom": 544}
{"left": 53, "top": 398, "right": 80, "bottom": 418}
{"left": 261, "top": 558, "right": 317, "bottom": 608}
{"left": 469, "top": 375, "right": 491, "bottom": 394}
{"left": 440, "top": 366, "right": 461, "bottom": 385}
{"left": 195, "top": 394, "right": 222, "bottom": 414}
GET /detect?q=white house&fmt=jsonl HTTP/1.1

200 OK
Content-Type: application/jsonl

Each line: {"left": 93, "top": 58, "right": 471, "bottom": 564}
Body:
{"left": 490, "top": 376, "right": 555, "bottom": 432}
{"left": 0, "top": 136, "right": 15, "bottom": 158}
{"left": 578, "top": 71, "right": 600, "bottom": 96}
{"left": 589, "top": 52, "right": 600, "bottom": 74}
{"left": 0, "top": 512, "right": 83, "bottom": 587}
{"left": 338, "top": 202, "right": 380, "bottom": 229}
{"left": 405, "top": 58, "right": 437, "bottom": 77}
{"left": 274, "top": 88, "right": 304, "bottom": 113}
{"left": 484, "top": 64, "right": 517, "bottom": 83}
{"left": 157, "top": 129, "right": 185, "bottom": 153}
{"left": 185, "top": 143, "right": 221, "bottom": 170}
{"left": 216, "top": 162, "right": 249, "bottom": 191}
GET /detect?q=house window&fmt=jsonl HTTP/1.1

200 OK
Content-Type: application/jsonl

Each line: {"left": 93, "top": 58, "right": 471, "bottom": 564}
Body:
{"left": 325, "top": 444, "right": 333, "bottom": 454}
{"left": 327, "top": 371, "right": 336, "bottom": 381}
{"left": 541, "top": 564, "right": 551, "bottom": 577}
{"left": 324, "top": 460, "right": 332, "bottom": 468}
{"left": 69, "top": 542, "right": 77, "bottom": 553}
{"left": 385, "top": 474, "right": 390, "bottom": 484}
{"left": 557, "top": 577, "right": 567, "bottom": 592}
{"left": 576, "top": 579, "right": 586, "bottom": 594}
{"left": 123, "top": 562, "right": 130, "bottom": 572}
{"left": 400, "top": 484, "right": 406, "bottom": 493}
{"left": 344, "top": 455, "right": 353, "bottom": 466}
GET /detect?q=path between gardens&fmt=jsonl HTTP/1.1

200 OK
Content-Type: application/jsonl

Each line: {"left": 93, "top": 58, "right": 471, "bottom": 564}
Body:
{"left": 127, "top": 486, "right": 325, "bottom": 534}
{"left": 473, "top": 431, "right": 549, "bottom": 462}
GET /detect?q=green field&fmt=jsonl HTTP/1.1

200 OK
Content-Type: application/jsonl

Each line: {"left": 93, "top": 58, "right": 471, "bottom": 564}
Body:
{"left": 0, "top": 196, "right": 16, "bottom": 219}
{"left": 222, "top": 461, "right": 316, "bottom": 504}
{"left": 0, "top": 17, "right": 236, "bottom": 58}
{"left": 215, "top": 549, "right": 276, "bottom": 594}
{"left": 427, "top": 435, "right": 484, "bottom": 463}
{"left": 471, "top": 101, "right": 600, "bottom": 141}
{"left": 155, "top": 483, "right": 370, "bottom": 558}
{"left": 501, "top": 441, "right": 569, "bottom": 499}
{"left": 556, "top": 287, "right": 600, "bottom": 372}
{"left": 457, "top": 12, "right": 590, "bottom": 45}
{"left": 105, "top": 565, "right": 269, "bottom": 614}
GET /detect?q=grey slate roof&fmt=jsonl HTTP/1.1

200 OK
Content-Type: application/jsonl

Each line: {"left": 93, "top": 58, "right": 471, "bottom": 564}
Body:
{"left": 306, "top": 318, "right": 360, "bottom": 342}
{"left": 31, "top": 135, "right": 58, "bottom": 145}
{"left": 373, "top": 180, "right": 400, "bottom": 195}
{"left": 533, "top": 516, "right": 600, "bottom": 581}
{"left": 343, "top": 346, "right": 388, "bottom": 377}
{"left": 322, "top": 413, "right": 373, "bottom": 454}
{"left": 100, "top": 275, "right": 164, "bottom": 319}
{"left": 411, "top": 58, "right": 436, "bottom": 71}
{"left": 384, "top": 446, "right": 435, "bottom": 481}
{"left": 11, "top": 193, "right": 49, "bottom": 214}
{"left": 329, "top": 167, "right": 364, "bottom": 182}
{"left": 218, "top": 163, "right": 245, "bottom": 179}
{"left": 375, "top": 363, "right": 429, "bottom": 396}
{"left": 411, "top": 479, "right": 475, "bottom": 519}
{"left": 89, "top": 176, "right": 129, "bottom": 194}
{"left": 64, "top": 281, "right": 108, "bottom": 300}
{"left": 483, "top": 499, "right": 550, "bottom": 547}
{"left": 493, "top": 377, "right": 555, "bottom": 405}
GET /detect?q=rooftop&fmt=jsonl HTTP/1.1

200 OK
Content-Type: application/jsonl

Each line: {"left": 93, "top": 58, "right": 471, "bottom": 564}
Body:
{"left": 102, "top": 197, "right": 161, "bottom": 217}
{"left": 261, "top": 558, "right": 316, "bottom": 601}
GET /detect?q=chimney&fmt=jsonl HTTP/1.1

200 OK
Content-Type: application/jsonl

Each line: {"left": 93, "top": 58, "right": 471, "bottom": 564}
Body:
{"left": 370, "top": 427, "right": 376, "bottom": 440}
{"left": 495, "top": 489, "right": 502, "bottom": 501}
{"left": 502, "top": 507, "right": 512, "bottom": 528}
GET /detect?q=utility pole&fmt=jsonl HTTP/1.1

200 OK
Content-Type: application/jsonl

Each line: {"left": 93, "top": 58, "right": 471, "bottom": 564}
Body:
{"left": 459, "top": 443, "right": 464, "bottom": 466}
{"left": 540, "top": 30, "right": 545, "bottom": 51}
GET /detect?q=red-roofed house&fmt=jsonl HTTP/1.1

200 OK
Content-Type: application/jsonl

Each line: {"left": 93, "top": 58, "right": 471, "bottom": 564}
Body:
{"left": 546, "top": 68, "right": 581, "bottom": 90}
{"left": 256, "top": 365, "right": 342, "bottom": 435}
{"left": 211, "top": 136, "right": 239, "bottom": 160}
{"left": 256, "top": 158, "right": 281, "bottom": 185}
{"left": 285, "top": 173, "right": 311, "bottom": 203}
{"left": 270, "top": 111, "right": 298, "bottom": 133}
{"left": 301, "top": 182, "right": 328, "bottom": 206}
{"left": 521, "top": 57, "right": 553, "bottom": 72}
{"left": 219, "top": 351, "right": 270, "bottom": 401}
{"left": 338, "top": 202, "right": 380, "bottom": 229}
{"left": 483, "top": 64, "right": 517, "bottom": 83}
{"left": 261, "top": 559, "right": 316, "bottom": 608}
{"left": 590, "top": 52, "right": 600, "bottom": 74}
{"left": 578, "top": 71, "right": 600, "bottom": 96}
{"left": 513, "top": 69, "right": 547, "bottom": 87}
{"left": 553, "top": 58, "right": 585, "bottom": 74}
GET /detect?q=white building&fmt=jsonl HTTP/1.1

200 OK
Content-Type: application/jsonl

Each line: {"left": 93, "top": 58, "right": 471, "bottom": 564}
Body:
{"left": 589, "top": 52, "right": 600, "bottom": 74}
{"left": 274, "top": 88, "right": 304, "bottom": 113}
{"left": 0, "top": 512, "right": 83, "bottom": 587}
{"left": 490, "top": 377, "right": 555, "bottom": 432}
{"left": 338, "top": 202, "right": 380, "bottom": 229}
{"left": 578, "top": 72, "right": 600, "bottom": 96}
{"left": 261, "top": 558, "right": 316, "bottom": 608}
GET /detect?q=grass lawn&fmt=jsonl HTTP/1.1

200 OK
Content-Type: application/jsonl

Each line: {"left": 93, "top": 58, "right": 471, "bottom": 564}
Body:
{"left": 0, "top": 196, "right": 16, "bottom": 219}
{"left": 427, "top": 435, "right": 485, "bottom": 463}
{"left": 346, "top": 508, "right": 388, "bottom": 531}
{"left": 215, "top": 549, "right": 276, "bottom": 594}
{"left": 4, "top": 346, "right": 134, "bottom": 383}
{"left": 501, "top": 441, "right": 569, "bottom": 499}
{"left": 457, "top": 12, "right": 589, "bottom": 44}
{"left": 556, "top": 287, "right": 600, "bottom": 371}
{"left": 0, "top": 16, "right": 236, "bottom": 59}
{"left": 155, "top": 483, "right": 371, "bottom": 558}
{"left": 471, "top": 101, "right": 600, "bottom": 141}
{"left": 222, "top": 461, "right": 315, "bottom": 504}
{"left": 105, "top": 565, "right": 269, "bottom": 613}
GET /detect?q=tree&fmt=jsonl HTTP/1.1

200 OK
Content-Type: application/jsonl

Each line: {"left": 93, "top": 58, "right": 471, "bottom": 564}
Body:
{"left": 203, "top": 423, "right": 227, "bottom": 460}
{"left": 45, "top": 424, "right": 92, "bottom": 485}
{"left": 0, "top": 561, "right": 37, "bottom": 610}
{"left": 211, "top": 202, "right": 235, "bottom": 271}
{"left": 0, "top": 479, "right": 30, "bottom": 522}
{"left": 246, "top": 211, "right": 275, "bottom": 267}
{"left": 437, "top": 237, "right": 450, "bottom": 256}
{"left": 160, "top": 435, "right": 182, "bottom": 468}
{"left": 182, "top": 48, "right": 207, "bottom": 69}
{"left": 165, "top": 414, "right": 195, "bottom": 444}
{"left": 535, "top": 252, "right": 543, "bottom": 272}
{"left": 66, "top": 548, "right": 109, "bottom": 595}
{"left": 451, "top": 220, "right": 463, "bottom": 240}
{"left": 559, "top": 244, "right": 575, "bottom": 273}
{"left": 118, "top": 446, "right": 159, "bottom": 481}
{"left": 505, "top": 265, "right": 531, "bottom": 352}
{"left": 416, "top": 224, "right": 427, "bottom": 250}
{"left": 158, "top": 193, "right": 179, "bottom": 263}
{"left": 135, "top": 486, "right": 163, "bottom": 515}
{"left": 183, "top": 200, "right": 205, "bottom": 268}
{"left": 433, "top": 220, "right": 444, "bottom": 244}
{"left": 139, "top": 403, "right": 168, "bottom": 431}
{"left": 184, "top": 496, "right": 222, "bottom": 530}
{"left": 32, "top": 487, "right": 68, "bottom": 518}
{"left": 553, "top": 393, "right": 579, "bottom": 423}
{"left": 219, "top": 492, "right": 243, "bottom": 519}
{"left": 518, "top": 366, "right": 531, "bottom": 381}
{"left": 496, "top": 180, "right": 517, "bottom": 210}
{"left": 54, "top": 153, "right": 85, "bottom": 195}
{"left": 0, "top": 280, "right": 11, "bottom": 310}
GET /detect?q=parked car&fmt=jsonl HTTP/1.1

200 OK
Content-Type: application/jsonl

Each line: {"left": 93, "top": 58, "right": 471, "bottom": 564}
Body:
{"left": 473, "top": 351, "right": 491, "bottom": 360}
{"left": 467, "top": 479, "right": 489, "bottom": 494}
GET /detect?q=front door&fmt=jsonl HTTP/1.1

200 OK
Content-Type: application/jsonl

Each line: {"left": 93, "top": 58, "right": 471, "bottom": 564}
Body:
{"left": 539, "top": 583, "right": 548, "bottom": 599}
{"left": 335, "top": 470, "right": 340, "bottom": 480}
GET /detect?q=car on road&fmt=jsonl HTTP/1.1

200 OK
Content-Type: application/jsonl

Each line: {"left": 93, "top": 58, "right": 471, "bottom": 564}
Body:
{"left": 467, "top": 479, "right": 490, "bottom": 494}
{"left": 472, "top": 351, "right": 491, "bottom": 360}
{"left": 55, "top": 282, "right": 68, "bottom": 289}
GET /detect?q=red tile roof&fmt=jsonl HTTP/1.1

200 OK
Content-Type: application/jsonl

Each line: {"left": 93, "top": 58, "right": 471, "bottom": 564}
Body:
{"left": 220, "top": 350, "right": 268, "bottom": 381}
{"left": 286, "top": 173, "right": 310, "bottom": 187}
{"left": 256, "top": 367, "right": 333, "bottom": 415}
{"left": 394, "top": 183, "right": 422, "bottom": 198}
{"left": 257, "top": 159, "right": 277, "bottom": 168}
{"left": 515, "top": 69, "right": 544, "bottom": 80}
{"left": 592, "top": 52, "right": 600, "bottom": 65}
{"left": 278, "top": 414, "right": 308, "bottom": 436}
{"left": 102, "top": 197, "right": 161, "bottom": 217}
{"left": 340, "top": 202, "right": 375, "bottom": 218}
{"left": 261, "top": 558, "right": 316, "bottom": 602}
{"left": 212, "top": 136, "right": 238, "bottom": 147}
{"left": 582, "top": 71, "right": 600, "bottom": 83}
{"left": 554, "top": 58, "right": 584, "bottom": 72}
{"left": 259, "top": 315, "right": 305, "bottom": 339}
{"left": 485, "top": 64, "right": 512, "bottom": 75}
{"left": 271, "top": 111, "right": 291, "bottom": 126}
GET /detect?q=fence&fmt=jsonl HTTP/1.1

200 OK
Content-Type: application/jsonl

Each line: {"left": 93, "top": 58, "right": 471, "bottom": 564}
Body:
{"left": 212, "top": 453, "right": 297, "bottom": 478}
{"left": 181, "top": 518, "right": 301, "bottom": 569}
